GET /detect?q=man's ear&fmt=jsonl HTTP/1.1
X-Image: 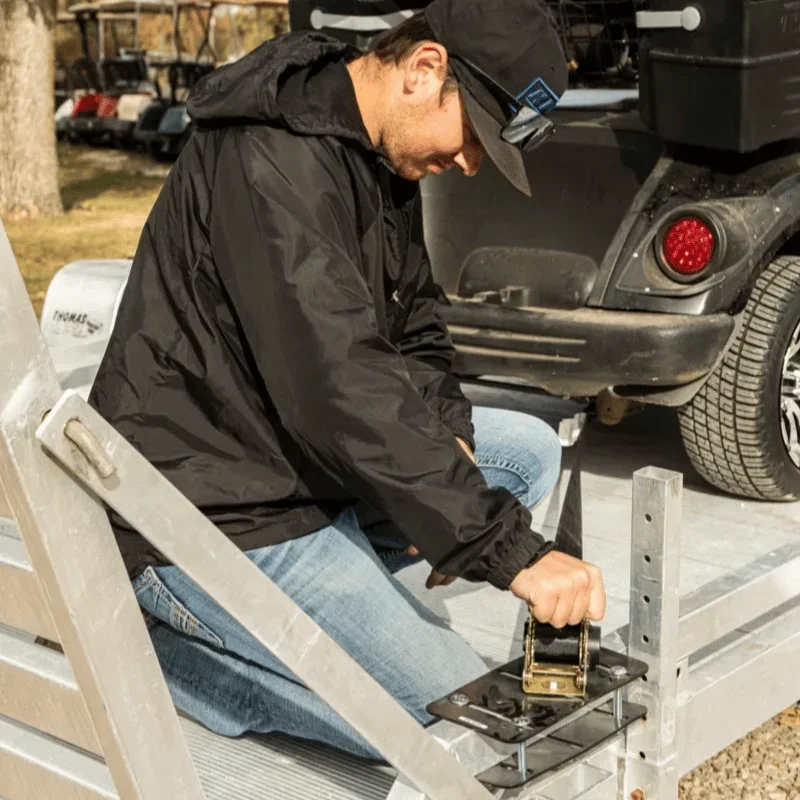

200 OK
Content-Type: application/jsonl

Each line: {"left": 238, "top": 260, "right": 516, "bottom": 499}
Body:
{"left": 402, "top": 42, "right": 449, "bottom": 96}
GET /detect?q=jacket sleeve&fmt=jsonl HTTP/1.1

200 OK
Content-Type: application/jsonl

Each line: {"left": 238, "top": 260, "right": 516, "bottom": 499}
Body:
{"left": 209, "top": 129, "right": 549, "bottom": 589}
{"left": 398, "top": 242, "right": 476, "bottom": 452}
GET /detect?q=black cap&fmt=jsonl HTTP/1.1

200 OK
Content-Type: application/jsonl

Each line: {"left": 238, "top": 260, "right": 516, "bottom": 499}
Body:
{"left": 425, "top": 0, "right": 567, "bottom": 196}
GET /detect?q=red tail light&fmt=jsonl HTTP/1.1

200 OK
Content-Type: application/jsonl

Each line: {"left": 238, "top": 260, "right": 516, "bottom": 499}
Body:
{"left": 661, "top": 217, "right": 716, "bottom": 275}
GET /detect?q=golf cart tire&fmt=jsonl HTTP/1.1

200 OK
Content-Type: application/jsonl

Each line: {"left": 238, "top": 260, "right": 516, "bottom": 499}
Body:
{"left": 679, "top": 256, "right": 800, "bottom": 501}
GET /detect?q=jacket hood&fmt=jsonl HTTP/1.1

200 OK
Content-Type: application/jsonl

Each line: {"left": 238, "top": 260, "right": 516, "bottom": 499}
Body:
{"left": 187, "top": 32, "right": 374, "bottom": 150}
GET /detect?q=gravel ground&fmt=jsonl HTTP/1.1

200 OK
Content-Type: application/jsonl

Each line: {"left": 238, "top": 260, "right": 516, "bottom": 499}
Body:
{"left": 680, "top": 705, "right": 800, "bottom": 799}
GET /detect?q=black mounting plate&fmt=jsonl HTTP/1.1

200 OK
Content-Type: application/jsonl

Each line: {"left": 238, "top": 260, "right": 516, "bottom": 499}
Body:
{"left": 427, "top": 647, "right": 648, "bottom": 746}
{"left": 477, "top": 699, "right": 647, "bottom": 789}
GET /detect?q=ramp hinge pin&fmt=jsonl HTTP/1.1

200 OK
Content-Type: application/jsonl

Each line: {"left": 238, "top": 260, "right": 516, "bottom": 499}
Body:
{"left": 64, "top": 419, "right": 117, "bottom": 479}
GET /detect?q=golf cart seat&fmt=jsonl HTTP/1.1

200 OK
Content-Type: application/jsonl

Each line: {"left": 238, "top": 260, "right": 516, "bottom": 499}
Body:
{"left": 94, "top": 57, "right": 159, "bottom": 147}
{"left": 144, "top": 61, "right": 215, "bottom": 159}
{"left": 170, "top": 61, "right": 215, "bottom": 89}
{"left": 66, "top": 57, "right": 103, "bottom": 94}
{"left": 63, "top": 58, "right": 104, "bottom": 141}
{"left": 65, "top": 57, "right": 103, "bottom": 119}
{"left": 100, "top": 56, "right": 151, "bottom": 93}
{"left": 167, "top": 60, "right": 215, "bottom": 104}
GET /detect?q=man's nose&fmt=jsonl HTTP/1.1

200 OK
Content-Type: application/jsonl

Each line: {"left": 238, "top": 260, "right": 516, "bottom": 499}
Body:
{"left": 454, "top": 146, "right": 483, "bottom": 177}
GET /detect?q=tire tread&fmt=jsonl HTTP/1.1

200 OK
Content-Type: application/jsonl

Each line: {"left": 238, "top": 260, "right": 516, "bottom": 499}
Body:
{"left": 678, "top": 256, "right": 800, "bottom": 500}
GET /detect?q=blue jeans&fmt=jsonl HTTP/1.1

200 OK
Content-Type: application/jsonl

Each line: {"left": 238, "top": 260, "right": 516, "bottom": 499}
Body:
{"left": 132, "top": 406, "right": 561, "bottom": 760}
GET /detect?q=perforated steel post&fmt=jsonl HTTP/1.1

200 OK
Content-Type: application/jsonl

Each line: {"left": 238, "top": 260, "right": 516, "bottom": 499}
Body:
{"left": 624, "top": 468, "right": 683, "bottom": 799}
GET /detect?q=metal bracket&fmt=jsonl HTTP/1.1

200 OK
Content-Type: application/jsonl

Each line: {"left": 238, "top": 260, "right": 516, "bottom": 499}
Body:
{"left": 636, "top": 7, "right": 702, "bottom": 31}
{"left": 428, "top": 650, "right": 647, "bottom": 747}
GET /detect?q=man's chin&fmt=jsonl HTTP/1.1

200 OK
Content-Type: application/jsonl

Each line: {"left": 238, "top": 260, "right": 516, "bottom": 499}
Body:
{"left": 390, "top": 161, "right": 428, "bottom": 182}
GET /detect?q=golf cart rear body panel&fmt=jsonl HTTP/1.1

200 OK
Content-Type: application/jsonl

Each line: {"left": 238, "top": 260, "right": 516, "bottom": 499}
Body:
{"left": 640, "top": 0, "right": 800, "bottom": 153}
{"left": 427, "top": 107, "right": 800, "bottom": 395}
{"left": 288, "top": 0, "right": 800, "bottom": 397}
{"left": 432, "top": 101, "right": 800, "bottom": 395}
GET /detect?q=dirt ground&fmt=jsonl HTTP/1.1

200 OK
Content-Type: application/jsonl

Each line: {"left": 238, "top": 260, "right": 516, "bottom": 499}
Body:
{"left": 4, "top": 143, "right": 799, "bottom": 798}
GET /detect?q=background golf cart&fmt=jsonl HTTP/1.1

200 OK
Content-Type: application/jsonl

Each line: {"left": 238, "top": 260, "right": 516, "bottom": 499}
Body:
{"left": 290, "top": 0, "right": 800, "bottom": 504}
{"left": 132, "top": 0, "right": 218, "bottom": 160}
{"left": 54, "top": 0, "right": 289, "bottom": 160}
{"left": 141, "top": 0, "right": 287, "bottom": 161}
{"left": 57, "top": 1, "right": 162, "bottom": 146}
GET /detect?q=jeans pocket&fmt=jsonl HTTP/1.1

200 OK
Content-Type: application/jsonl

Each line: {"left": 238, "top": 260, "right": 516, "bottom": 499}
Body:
{"left": 133, "top": 566, "right": 224, "bottom": 648}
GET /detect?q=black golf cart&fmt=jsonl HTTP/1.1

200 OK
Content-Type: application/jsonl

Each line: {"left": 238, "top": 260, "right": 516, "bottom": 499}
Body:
{"left": 133, "top": 0, "right": 217, "bottom": 160}
{"left": 290, "top": 0, "right": 800, "bottom": 503}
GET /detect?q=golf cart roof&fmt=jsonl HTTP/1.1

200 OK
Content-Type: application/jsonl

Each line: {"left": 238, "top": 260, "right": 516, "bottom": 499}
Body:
{"left": 183, "top": 0, "right": 289, "bottom": 8}
{"left": 67, "top": 0, "right": 287, "bottom": 12}
{"left": 194, "top": 0, "right": 289, "bottom": 5}
{"left": 68, "top": 0, "right": 175, "bottom": 14}
{"left": 195, "top": 0, "right": 288, "bottom": 5}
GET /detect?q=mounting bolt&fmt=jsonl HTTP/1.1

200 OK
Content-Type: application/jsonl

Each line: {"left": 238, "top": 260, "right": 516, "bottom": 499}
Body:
{"left": 512, "top": 715, "right": 532, "bottom": 727}
{"left": 449, "top": 693, "right": 470, "bottom": 707}
{"left": 598, "top": 663, "right": 628, "bottom": 680}
{"left": 631, "top": 790, "right": 645, "bottom": 800}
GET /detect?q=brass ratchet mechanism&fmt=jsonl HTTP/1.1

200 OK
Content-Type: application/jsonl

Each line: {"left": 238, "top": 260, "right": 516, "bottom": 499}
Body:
{"left": 522, "top": 615, "right": 591, "bottom": 698}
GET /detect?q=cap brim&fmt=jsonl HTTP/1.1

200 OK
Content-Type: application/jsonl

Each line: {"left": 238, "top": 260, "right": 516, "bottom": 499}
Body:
{"left": 461, "top": 88, "right": 532, "bottom": 198}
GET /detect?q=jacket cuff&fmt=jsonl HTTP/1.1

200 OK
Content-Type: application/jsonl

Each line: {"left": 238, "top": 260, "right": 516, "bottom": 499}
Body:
{"left": 485, "top": 524, "right": 551, "bottom": 590}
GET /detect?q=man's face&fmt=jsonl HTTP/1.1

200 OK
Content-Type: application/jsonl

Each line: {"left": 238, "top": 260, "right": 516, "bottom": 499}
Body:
{"left": 382, "top": 45, "right": 485, "bottom": 182}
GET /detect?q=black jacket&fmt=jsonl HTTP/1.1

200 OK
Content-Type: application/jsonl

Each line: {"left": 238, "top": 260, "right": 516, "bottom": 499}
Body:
{"left": 89, "top": 32, "right": 549, "bottom": 587}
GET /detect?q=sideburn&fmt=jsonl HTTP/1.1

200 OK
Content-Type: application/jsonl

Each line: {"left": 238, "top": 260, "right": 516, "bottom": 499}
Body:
{"left": 438, "top": 75, "right": 459, "bottom": 106}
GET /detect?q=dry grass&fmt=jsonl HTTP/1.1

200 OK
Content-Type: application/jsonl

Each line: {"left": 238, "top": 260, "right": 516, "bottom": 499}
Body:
{"left": 3, "top": 143, "right": 167, "bottom": 316}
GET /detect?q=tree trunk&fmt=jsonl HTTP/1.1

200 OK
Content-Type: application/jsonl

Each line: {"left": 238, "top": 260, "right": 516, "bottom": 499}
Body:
{"left": 0, "top": 0, "right": 63, "bottom": 217}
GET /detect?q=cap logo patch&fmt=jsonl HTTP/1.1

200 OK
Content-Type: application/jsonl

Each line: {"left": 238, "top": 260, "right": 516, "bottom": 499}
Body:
{"left": 516, "top": 78, "right": 558, "bottom": 115}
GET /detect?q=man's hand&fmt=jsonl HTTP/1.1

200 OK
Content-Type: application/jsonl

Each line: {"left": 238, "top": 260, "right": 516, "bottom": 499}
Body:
{"left": 509, "top": 551, "right": 606, "bottom": 629}
{"left": 405, "top": 543, "right": 458, "bottom": 588}
{"left": 456, "top": 437, "right": 476, "bottom": 464}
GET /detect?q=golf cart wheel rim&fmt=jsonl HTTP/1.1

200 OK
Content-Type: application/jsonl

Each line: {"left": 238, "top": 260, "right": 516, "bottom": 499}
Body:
{"left": 781, "top": 318, "right": 800, "bottom": 470}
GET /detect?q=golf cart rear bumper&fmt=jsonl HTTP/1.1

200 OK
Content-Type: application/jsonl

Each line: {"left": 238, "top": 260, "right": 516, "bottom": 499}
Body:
{"left": 441, "top": 301, "right": 736, "bottom": 396}
{"left": 104, "top": 118, "right": 136, "bottom": 137}
{"left": 70, "top": 117, "right": 105, "bottom": 137}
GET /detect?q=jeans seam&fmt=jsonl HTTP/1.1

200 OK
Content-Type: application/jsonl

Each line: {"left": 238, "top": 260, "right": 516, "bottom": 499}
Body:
{"left": 132, "top": 566, "right": 157, "bottom": 594}
{"left": 475, "top": 457, "right": 534, "bottom": 487}
{"left": 144, "top": 569, "right": 224, "bottom": 648}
